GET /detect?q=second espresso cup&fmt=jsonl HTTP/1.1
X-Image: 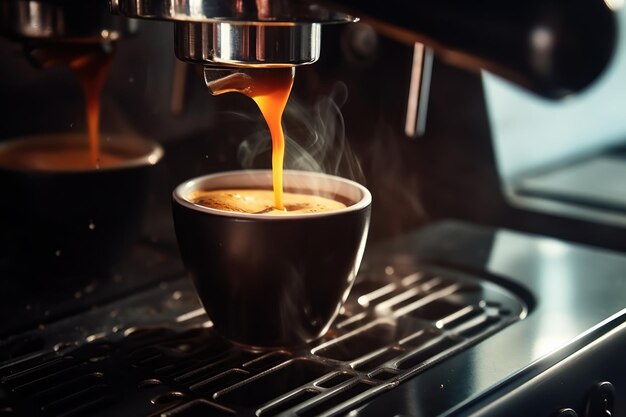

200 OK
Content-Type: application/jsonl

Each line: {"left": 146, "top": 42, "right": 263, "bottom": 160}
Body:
{"left": 0, "top": 133, "right": 163, "bottom": 278}
{"left": 172, "top": 170, "right": 371, "bottom": 348}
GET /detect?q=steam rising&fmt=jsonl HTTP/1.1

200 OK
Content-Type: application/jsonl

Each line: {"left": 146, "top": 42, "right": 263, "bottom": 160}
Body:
{"left": 363, "top": 120, "right": 427, "bottom": 238}
{"left": 236, "top": 82, "right": 365, "bottom": 184}
{"left": 213, "top": 79, "right": 427, "bottom": 239}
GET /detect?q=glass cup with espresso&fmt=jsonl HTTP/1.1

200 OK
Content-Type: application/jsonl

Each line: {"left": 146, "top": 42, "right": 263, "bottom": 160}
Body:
{"left": 172, "top": 170, "right": 371, "bottom": 348}
{"left": 0, "top": 133, "right": 163, "bottom": 278}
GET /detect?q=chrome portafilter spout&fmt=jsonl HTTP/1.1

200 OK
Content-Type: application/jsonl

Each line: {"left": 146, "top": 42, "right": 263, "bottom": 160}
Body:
{"left": 114, "top": 0, "right": 356, "bottom": 114}
{"left": 175, "top": 22, "right": 322, "bottom": 68}
{"left": 114, "top": 0, "right": 356, "bottom": 68}
{"left": 0, "top": 0, "right": 136, "bottom": 67}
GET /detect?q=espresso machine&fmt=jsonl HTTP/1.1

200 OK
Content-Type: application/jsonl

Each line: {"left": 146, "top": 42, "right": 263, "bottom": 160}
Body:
{"left": 1, "top": 0, "right": 626, "bottom": 416}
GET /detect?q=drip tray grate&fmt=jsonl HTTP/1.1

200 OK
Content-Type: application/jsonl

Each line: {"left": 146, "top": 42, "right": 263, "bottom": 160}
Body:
{"left": 0, "top": 263, "right": 527, "bottom": 417}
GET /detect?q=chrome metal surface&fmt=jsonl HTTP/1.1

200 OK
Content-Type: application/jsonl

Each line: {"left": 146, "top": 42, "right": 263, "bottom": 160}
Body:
{"left": 2, "top": 221, "right": 626, "bottom": 416}
{"left": 353, "top": 221, "right": 626, "bottom": 416}
{"left": 0, "top": 251, "right": 525, "bottom": 416}
{"left": 114, "top": 0, "right": 357, "bottom": 23}
{"left": 505, "top": 153, "right": 626, "bottom": 229}
{"left": 404, "top": 42, "right": 433, "bottom": 138}
{"left": 175, "top": 21, "right": 321, "bottom": 67}
{"left": 114, "top": 0, "right": 355, "bottom": 66}
{"left": 0, "top": 0, "right": 136, "bottom": 43}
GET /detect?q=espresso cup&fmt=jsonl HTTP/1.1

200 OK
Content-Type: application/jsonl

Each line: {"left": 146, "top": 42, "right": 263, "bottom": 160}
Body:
{"left": 0, "top": 133, "right": 163, "bottom": 278}
{"left": 172, "top": 170, "right": 371, "bottom": 348}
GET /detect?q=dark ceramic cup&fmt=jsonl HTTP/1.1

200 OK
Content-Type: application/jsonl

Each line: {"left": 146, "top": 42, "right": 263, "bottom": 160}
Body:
{"left": 0, "top": 133, "right": 163, "bottom": 278}
{"left": 172, "top": 170, "right": 371, "bottom": 348}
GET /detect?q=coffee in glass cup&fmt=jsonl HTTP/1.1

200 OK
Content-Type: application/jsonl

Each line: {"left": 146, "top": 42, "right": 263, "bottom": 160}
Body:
{"left": 172, "top": 170, "right": 371, "bottom": 348}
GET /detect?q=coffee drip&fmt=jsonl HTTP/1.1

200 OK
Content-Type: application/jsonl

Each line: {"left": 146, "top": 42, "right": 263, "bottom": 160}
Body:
{"left": 69, "top": 49, "right": 113, "bottom": 168}
{"left": 26, "top": 43, "right": 115, "bottom": 169}
{"left": 205, "top": 68, "right": 295, "bottom": 210}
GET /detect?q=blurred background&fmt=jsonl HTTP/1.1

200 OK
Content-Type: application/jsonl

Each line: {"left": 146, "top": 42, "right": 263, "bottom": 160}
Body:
{"left": 1, "top": 5, "right": 625, "bottom": 255}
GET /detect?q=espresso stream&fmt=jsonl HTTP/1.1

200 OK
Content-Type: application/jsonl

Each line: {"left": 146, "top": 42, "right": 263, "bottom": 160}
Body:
{"left": 69, "top": 49, "right": 113, "bottom": 168}
{"left": 13, "top": 46, "right": 115, "bottom": 170}
{"left": 0, "top": 48, "right": 120, "bottom": 171}
{"left": 247, "top": 69, "right": 294, "bottom": 211}
{"left": 189, "top": 189, "right": 346, "bottom": 215}
{"left": 207, "top": 68, "right": 295, "bottom": 210}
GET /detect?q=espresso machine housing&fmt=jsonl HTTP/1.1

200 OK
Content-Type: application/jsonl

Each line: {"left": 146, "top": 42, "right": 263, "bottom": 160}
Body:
{"left": 2, "top": 1, "right": 626, "bottom": 416}
{"left": 112, "top": 0, "right": 617, "bottom": 134}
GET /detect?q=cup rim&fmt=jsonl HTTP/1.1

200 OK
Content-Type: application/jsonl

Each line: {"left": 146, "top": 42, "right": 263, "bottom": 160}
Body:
{"left": 0, "top": 132, "right": 164, "bottom": 173}
{"left": 173, "top": 169, "right": 372, "bottom": 220}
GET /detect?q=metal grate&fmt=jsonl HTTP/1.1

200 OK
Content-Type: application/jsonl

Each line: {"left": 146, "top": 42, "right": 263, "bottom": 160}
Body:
{"left": 0, "top": 262, "right": 527, "bottom": 417}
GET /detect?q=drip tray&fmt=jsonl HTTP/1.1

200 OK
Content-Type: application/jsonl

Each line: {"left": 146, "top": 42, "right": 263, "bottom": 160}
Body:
{"left": 0, "top": 262, "right": 527, "bottom": 417}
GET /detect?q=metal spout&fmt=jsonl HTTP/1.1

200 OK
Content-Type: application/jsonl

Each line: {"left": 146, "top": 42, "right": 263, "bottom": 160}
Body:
{"left": 114, "top": 0, "right": 356, "bottom": 66}
{"left": 203, "top": 66, "right": 295, "bottom": 95}
{"left": 177, "top": 21, "right": 321, "bottom": 67}
{"left": 203, "top": 68, "right": 254, "bottom": 96}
